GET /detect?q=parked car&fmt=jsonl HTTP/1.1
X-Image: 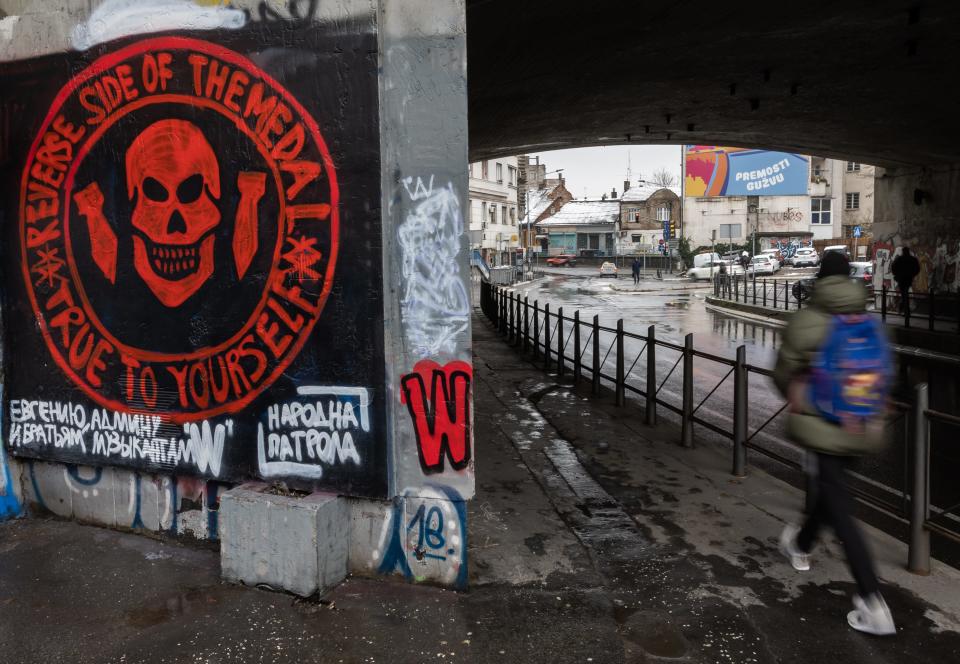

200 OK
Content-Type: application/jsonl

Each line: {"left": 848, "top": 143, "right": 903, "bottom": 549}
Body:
{"left": 748, "top": 255, "right": 776, "bottom": 275}
{"left": 850, "top": 261, "right": 874, "bottom": 286}
{"left": 791, "top": 247, "right": 820, "bottom": 268}
{"left": 823, "top": 244, "right": 851, "bottom": 260}
{"left": 688, "top": 260, "right": 743, "bottom": 281}
{"left": 693, "top": 252, "right": 721, "bottom": 269}
{"left": 721, "top": 251, "right": 742, "bottom": 262}
{"left": 546, "top": 254, "right": 577, "bottom": 267}
{"left": 687, "top": 260, "right": 743, "bottom": 281}
{"left": 759, "top": 249, "right": 782, "bottom": 271}
{"left": 599, "top": 261, "right": 619, "bottom": 278}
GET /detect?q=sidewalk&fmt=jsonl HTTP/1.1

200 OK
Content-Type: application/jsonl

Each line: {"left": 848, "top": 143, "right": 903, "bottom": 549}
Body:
{"left": 2, "top": 314, "right": 960, "bottom": 663}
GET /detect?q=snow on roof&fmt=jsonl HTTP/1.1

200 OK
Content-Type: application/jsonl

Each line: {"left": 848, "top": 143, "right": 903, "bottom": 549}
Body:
{"left": 537, "top": 200, "right": 620, "bottom": 226}
{"left": 525, "top": 187, "right": 556, "bottom": 221}
{"left": 620, "top": 181, "right": 680, "bottom": 202}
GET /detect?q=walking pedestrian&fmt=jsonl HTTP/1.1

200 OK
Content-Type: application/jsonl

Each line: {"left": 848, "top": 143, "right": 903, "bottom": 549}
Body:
{"left": 632, "top": 257, "right": 641, "bottom": 285}
{"left": 891, "top": 247, "right": 920, "bottom": 315}
{"left": 773, "top": 251, "right": 896, "bottom": 636}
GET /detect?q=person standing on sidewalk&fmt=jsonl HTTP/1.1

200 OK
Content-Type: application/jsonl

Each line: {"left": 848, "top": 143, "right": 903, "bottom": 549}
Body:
{"left": 773, "top": 251, "right": 897, "bottom": 636}
{"left": 891, "top": 247, "right": 920, "bottom": 315}
{"left": 632, "top": 257, "right": 641, "bottom": 285}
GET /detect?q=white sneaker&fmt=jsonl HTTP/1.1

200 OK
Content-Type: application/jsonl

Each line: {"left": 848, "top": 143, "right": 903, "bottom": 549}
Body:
{"left": 847, "top": 594, "right": 896, "bottom": 636}
{"left": 778, "top": 523, "right": 810, "bottom": 571}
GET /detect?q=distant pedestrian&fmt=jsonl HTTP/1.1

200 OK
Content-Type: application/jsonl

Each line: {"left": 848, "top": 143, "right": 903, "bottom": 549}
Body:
{"left": 891, "top": 247, "right": 920, "bottom": 315}
{"left": 632, "top": 257, "right": 641, "bottom": 285}
{"left": 740, "top": 250, "right": 750, "bottom": 273}
{"left": 774, "top": 251, "right": 896, "bottom": 636}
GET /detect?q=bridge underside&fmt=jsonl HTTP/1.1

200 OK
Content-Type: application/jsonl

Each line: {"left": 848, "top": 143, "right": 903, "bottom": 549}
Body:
{"left": 467, "top": 1, "right": 960, "bottom": 166}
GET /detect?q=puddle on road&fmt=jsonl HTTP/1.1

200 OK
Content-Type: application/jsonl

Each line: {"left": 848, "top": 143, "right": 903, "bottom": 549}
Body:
{"left": 126, "top": 589, "right": 216, "bottom": 628}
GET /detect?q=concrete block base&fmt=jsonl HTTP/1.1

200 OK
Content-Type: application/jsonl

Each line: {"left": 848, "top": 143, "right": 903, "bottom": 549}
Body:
{"left": 220, "top": 483, "right": 348, "bottom": 597}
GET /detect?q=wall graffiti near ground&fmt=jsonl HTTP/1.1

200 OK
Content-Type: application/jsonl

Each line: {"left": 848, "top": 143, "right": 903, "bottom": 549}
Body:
{"left": 873, "top": 238, "right": 960, "bottom": 294}
{"left": 375, "top": 485, "right": 467, "bottom": 589}
{"left": 256, "top": 386, "right": 369, "bottom": 480}
{"left": 8, "top": 399, "right": 232, "bottom": 476}
{"left": 0, "top": 449, "right": 21, "bottom": 519}
{"left": 398, "top": 176, "right": 470, "bottom": 357}
{"left": 4, "top": 29, "right": 388, "bottom": 495}
{"left": 24, "top": 459, "right": 222, "bottom": 538}
{"left": 400, "top": 360, "right": 472, "bottom": 475}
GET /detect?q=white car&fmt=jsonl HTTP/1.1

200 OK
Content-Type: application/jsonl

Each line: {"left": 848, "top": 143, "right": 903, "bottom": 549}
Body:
{"left": 759, "top": 250, "right": 781, "bottom": 272}
{"left": 748, "top": 255, "right": 776, "bottom": 275}
{"left": 687, "top": 260, "right": 744, "bottom": 281}
{"left": 792, "top": 247, "right": 820, "bottom": 267}
{"left": 599, "top": 261, "right": 618, "bottom": 278}
{"left": 823, "top": 244, "right": 851, "bottom": 260}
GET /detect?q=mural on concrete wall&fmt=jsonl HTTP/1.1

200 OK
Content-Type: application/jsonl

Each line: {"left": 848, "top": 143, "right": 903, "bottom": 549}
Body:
{"left": 2, "top": 29, "right": 388, "bottom": 496}
{"left": 685, "top": 146, "right": 809, "bottom": 196}
{"left": 873, "top": 238, "right": 960, "bottom": 295}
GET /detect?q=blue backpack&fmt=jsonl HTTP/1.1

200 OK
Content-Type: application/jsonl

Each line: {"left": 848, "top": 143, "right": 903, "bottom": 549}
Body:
{"left": 809, "top": 314, "right": 892, "bottom": 426}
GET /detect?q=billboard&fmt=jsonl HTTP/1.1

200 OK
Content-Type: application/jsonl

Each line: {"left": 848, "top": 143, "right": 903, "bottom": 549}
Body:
{"left": 685, "top": 146, "right": 809, "bottom": 196}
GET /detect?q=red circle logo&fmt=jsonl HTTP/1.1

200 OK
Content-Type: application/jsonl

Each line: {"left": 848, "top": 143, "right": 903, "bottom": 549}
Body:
{"left": 20, "top": 37, "right": 339, "bottom": 422}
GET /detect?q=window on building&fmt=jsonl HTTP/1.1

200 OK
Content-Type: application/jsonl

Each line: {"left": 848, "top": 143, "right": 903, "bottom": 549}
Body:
{"left": 719, "top": 223, "right": 742, "bottom": 239}
{"left": 481, "top": 202, "right": 487, "bottom": 224}
{"left": 631, "top": 234, "right": 643, "bottom": 243}
{"left": 811, "top": 197, "right": 832, "bottom": 224}
{"left": 846, "top": 162, "right": 861, "bottom": 172}
{"left": 634, "top": 211, "right": 640, "bottom": 222}
{"left": 496, "top": 163, "right": 503, "bottom": 183}
{"left": 845, "top": 192, "right": 860, "bottom": 209}
{"left": 656, "top": 206, "right": 670, "bottom": 221}
{"left": 482, "top": 161, "right": 489, "bottom": 179}
{"left": 508, "top": 165, "right": 517, "bottom": 186}
{"left": 489, "top": 204, "right": 496, "bottom": 224}
{"left": 509, "top": 207, "right": 516, "bottom": 223}
{"left": 501, "top": 205, "right": 507, "bottom": 224}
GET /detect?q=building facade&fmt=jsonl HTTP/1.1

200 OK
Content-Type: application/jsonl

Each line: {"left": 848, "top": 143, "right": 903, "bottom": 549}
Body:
{"left": 469, "top": 156, "right": 520, "bottom": 265}
{"left": 537, "top": 200, "right": 620, "bottom": 257}
{"left": 840, "top": 160, "right": 877, "bottom": 243}
{"left": 618, "top": 180, "right": 682, "bottom": 253}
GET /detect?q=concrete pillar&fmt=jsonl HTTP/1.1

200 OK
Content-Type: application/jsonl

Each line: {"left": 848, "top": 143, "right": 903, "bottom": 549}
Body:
{"left": 0, "top": 0, "right": 472, "bottom": 589}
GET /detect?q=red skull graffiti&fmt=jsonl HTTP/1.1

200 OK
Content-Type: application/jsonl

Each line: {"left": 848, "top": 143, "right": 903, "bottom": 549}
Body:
{"left": 125, "top": 119, "right": 221, "bottom": 307}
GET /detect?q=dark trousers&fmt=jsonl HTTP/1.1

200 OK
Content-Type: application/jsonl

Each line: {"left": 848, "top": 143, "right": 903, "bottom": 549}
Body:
{"left": 633, "top": 271, "right": 639, "bottom": 284}
{"left": 797, "top": 453, "right": 880, "bottom": 598}
{"left": 898, "top": 284, "right": 911, "bottom": 314}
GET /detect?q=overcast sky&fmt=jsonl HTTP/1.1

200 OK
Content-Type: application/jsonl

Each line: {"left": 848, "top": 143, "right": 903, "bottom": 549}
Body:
{"left": 529, "top": 145, "right": 683, "bottom": 199}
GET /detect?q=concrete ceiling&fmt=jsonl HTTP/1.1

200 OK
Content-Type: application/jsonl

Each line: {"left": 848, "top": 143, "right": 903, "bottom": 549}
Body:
{"left": 466, "top": 0, "right": 960, "bottom": 166}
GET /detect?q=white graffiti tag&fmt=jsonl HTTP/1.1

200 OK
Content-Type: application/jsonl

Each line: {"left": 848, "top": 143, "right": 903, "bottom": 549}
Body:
{"left": 398, "top": 176, "right": 470, "bottom": 357}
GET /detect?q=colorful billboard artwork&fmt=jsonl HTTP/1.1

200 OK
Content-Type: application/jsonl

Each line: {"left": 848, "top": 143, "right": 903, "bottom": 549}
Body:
{"left": 685, "top": 146, "right": 809, "bottom": 197}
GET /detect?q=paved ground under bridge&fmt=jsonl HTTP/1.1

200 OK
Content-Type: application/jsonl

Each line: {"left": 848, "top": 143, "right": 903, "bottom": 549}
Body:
{"left": 1, "top": 315, "right": 959, "bottom": 663}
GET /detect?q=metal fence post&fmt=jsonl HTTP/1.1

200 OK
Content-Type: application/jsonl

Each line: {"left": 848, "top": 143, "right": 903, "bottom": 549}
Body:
{"left": 508, "top": 292, "right": 515, "bottom": 341}
{"left": 929, "top": 292, "right": 936, "bottom": 332}
{"left": 881, "top": 286, "right": 887, "bottom": 322}
{"left": 543, "top": 303, "right": 551, "bottom": 370}
{"left": 785, "top": 282, "right": 791, "bottom": 311}
{"left": 523, "top": 296, "right": 530, "bottom": 352}
{"left": 763, "top": 279, "right": 767, "bottom": 307}
{"left": 615, "top": 319, "right": 625, "bottom": 406}
{"left": 905, "top": 292, "right": 911, "bottom": 328}
{"left": 500, "top": 289, "right": 507, "bottom": 333}
{"left": 734, "top": 276, "right": 739, "bottom": 302}
{"left": 557, "top": 307, "right": 565, "bottom": 377}
{"left": 681, "top": 333, "right": 694, "bottom": 448}
{"left": 908, "top": 382, "right": 931, "bottom": 575}
{"left": 733, "top": 345, "right": 747, "bottom": 476}
{"left": 532, "top": 300, "right": 540, "bottom": 358}
{"left": 753, "top": 276, "right": 757, "bottom": 305}
{"left": 516, "top": 293, "right": 523, "bottom": 347}
{"left": 573, "top": 311, "right": 582, "bottom": 383}
{"left": 592, "top": 315, "right": 601, "bottom": 396}
{"left": 773, "top": 279, "right": 778, "bottom": 309}
{"left": 646, "top": 325, "right": 657, "bottom": 425}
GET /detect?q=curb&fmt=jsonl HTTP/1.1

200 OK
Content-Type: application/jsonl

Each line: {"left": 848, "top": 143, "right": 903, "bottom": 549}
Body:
{"left": 703, "top": 295, "right": 788, "bottom": 327}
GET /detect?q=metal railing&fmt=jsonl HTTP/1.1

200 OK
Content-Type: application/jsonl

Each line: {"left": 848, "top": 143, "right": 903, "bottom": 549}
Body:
{"left": 711, "top": 274, "right": 960, "bottom": 333}
{"left": 480, "top": 281, "right": 960, "bottom": 573}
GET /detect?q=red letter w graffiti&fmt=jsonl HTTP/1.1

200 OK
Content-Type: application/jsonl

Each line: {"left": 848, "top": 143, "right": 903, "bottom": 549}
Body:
{"left": 400, "top": 360, "right": 472, "bottom": 474}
